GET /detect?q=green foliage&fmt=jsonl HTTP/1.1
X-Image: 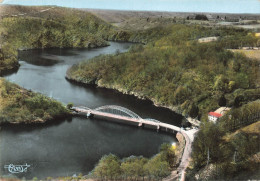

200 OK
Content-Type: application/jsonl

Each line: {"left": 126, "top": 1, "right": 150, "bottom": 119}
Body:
{"left": 218, "top": 94, "right": 227, "bottom": 107}
{"left": 145, "top": 155, "right": 171, "bottom": 180}
{"left": 191, "top": 101, "right": 260, "bottom": 179}
{"left": 192, "top": 122, "right": 225, "bottom": 168}
{"left": 0, "top": 43, "right": 19, "bottom": 75}
{"left": 220, "top": 100, "right": 260, "bottom": 131}
{"left": 195, "top": 14, "right": 208, "bottom": 21}
{"left": 0, "top": 78, "right": 69, "bottom": 124}
{"left": 1, "top": 14, "right": 111, "bottom": 49}
{"left": 92, "top": 143, "right": 173, "bottom": 180}
{"left": 67, "top": 24, "right": 259, "bottom": 118}
{"left": 121, "top": 156, "right": 148, "bottom": 180}
{"left": 213, "top": 75, "right": 229, "bottom": 92}
{"left": 93, "top": 154, "right": 121, "bottom": 180}
{"left": 188, "top": 102, "right": 199, "bottom": 118}
{"left": 67, "top": 103, "right": 74, "bottom": 109}
{"left": 160, "top": 143, "right": 175, "bottom": 168}
{"left": 0, "top": 6, "right": 119, "bottom": 74}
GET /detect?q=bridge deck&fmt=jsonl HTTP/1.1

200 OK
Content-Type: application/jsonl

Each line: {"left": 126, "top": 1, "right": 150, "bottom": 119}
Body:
{"left": 73, "top": 107, "right": 181, "bottom": 132}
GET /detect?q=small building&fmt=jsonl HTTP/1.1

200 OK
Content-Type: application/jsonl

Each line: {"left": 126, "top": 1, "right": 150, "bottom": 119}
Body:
{"left": 208, "top": 112, "right": 222, "bottom": 123}
{"left": 208, "top": 107, "right": 231, "bottom": 123}
{"left": 198, "top": 36, "right": 219, "bottom": 43}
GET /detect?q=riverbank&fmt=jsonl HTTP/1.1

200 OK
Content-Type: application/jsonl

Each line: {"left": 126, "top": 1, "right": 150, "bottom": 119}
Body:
{"left": 65, "top": 23, "right": 260, "bottom": 126}
{"left": 66, "top": 75, "right": 199, "bottom": 127}
{"left": 0, "top": 78, "right": 70, "bottom": 124}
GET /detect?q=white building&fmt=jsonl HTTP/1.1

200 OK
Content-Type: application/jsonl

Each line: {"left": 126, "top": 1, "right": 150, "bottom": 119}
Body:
{"left": 208, "top": 112, "right": 222, "bottom": 123}
{"left": 208, "top": 107, "right": 231, "bottom": 123}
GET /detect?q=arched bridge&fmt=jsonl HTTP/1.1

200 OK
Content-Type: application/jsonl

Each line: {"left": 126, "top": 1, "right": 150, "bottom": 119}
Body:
{"left": 72, "top": 105, "right": 197, "bottom": 181}
{"left": 72, "top": 105, "right": 181, "bottom": 132}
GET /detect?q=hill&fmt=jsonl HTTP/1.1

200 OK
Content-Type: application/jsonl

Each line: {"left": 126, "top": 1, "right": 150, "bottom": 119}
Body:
{"left": 0, "top": 5, "right": 116, "bottom": 75}
{"left": 66, "top": 23, "right": 260, "bottom": 119}
{"left": 83, "top": 9, "right": 260, "bottom": 31}
{"left": 0, "top": 78, "right": 70, "bottom": 124}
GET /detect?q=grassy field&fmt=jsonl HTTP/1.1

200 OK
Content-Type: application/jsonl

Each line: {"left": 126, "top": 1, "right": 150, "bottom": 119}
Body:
{"left": 224, "top": 121, "right": 260, "bottom": 141}
{"left": 229, "top": 49, "right": 260, "bottom": 61}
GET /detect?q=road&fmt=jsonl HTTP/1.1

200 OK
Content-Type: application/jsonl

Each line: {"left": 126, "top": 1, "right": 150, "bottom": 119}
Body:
{"left": 164, "top": 128, "right": 198, "bottom": 181}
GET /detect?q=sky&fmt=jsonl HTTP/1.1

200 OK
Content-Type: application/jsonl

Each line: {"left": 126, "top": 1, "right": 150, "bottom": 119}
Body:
{"left": 1, "top": 0, "right": 260, "bottom": 14}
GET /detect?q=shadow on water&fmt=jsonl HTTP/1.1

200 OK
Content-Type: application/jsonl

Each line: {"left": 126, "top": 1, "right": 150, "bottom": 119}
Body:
{"left": 19, "top": 50, "right": 64, "bottom": 66}
{"left": 1, "top": 117, "right": 73, "bottom": 133}
{"left": 0, "top": 66, "right": 19, "bottom": 77}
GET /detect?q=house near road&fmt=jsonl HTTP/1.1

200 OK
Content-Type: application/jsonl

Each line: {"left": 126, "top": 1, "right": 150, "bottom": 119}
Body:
{"left": 208, "top": 107, "right": 231, "bottom": 123}
{"left": 208, "top": 112, "right": 222, "bottom": 123}
{"left": 198, "top": 36, "right": 218, "bottom": 43}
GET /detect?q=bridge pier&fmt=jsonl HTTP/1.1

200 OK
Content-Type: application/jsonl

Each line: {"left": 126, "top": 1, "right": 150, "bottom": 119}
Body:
{"left": 138, "top": 122, "right": 143, "bottom": 127}
{"left": 157, "top": 125, "right": 160, "bottom": 132}
{"left": 87, "top": 112, "right": 94, "bottom": 118}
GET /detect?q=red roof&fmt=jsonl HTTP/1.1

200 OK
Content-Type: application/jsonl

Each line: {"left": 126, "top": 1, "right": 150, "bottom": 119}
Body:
{"left": 208, "top": 112, "right": 222, "bottom": 118}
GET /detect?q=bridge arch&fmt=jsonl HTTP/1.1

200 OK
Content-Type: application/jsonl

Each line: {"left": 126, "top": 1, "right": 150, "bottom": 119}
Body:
{"left": 144, "top": 118, "right": 161, "bottom": 123}
{"left": 94, "top": 105, "right": 142, "bottom": 119}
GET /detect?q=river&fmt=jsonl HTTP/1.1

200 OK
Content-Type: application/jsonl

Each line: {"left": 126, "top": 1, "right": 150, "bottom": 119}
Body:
{"left": 0, "top": 42, "right": 182, "bottom": 179}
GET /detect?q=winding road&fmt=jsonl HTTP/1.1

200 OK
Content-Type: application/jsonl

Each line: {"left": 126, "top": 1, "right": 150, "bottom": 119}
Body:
{"left": 164, "top": 129, "right": 198, "bottom": 181}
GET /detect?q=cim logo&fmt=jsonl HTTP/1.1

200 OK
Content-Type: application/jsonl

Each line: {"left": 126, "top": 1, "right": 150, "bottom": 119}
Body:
{"left": 4, "top": 163, "right": 30, "bottom": 174}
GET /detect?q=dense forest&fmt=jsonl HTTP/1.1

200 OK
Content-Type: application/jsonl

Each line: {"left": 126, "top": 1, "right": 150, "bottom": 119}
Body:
{"left": 0, "top": 78, "right": 69, "bottom": 124}
{"left": 67, "top": 24, "right": 260, "bottom": 119}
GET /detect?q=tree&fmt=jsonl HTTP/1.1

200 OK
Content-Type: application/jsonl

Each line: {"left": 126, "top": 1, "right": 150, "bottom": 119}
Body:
{"left": 195, "top": 14, "right": 208, "bottom": 21}
{"left": 93, "top": 154, "right": 121, "bottom": 180}
{"left": 192, "top": 122, "right": 225, "bottom": 168}
{"left": 218, "top": 95, "right": 227, "bottom": 107}
{"left": 228, "top": 81, "right": 236, "bottom": 92}
{"left": 160, "top": 143, "right": 175, "bottom": 167}
{"left": 144, "top": 155, "right": 171, "bottom": 180}
{"left": 121, "top": 156, "right": 148, "bottom": 180}
{"left": 67, "top": 102, "right": 74, "bottom": 109}
{"left": 234, "top": 95, "right": 244, "bottom": 107}
{"left": 213, "top": 75, "right": 229, "bottom": 92}
{"left": 235, "top": 73, "right": 249, "bottom": 89}
{"left": 174, "top": 86, "right": 190, "bottom": 104}
{"left": 188, "top": 102, "right": 199, "bottom": 118}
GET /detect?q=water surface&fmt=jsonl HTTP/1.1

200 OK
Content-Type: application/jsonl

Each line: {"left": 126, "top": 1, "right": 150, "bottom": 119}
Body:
{"left": 1, "top": 42, "right": 182, "bottom": 179}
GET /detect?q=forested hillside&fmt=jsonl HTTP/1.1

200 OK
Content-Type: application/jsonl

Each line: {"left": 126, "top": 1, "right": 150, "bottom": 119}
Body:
{"left": 0, "top": 6, "right": 117, "bottom": 75}
{"left": 0, "top": 6, "right": 116, "bottom": 49}
{"left": 0, "top": 78, "right": 70, "bottom": 124}
{"left": 67, "top": 24, "right": 260, "bottom": 118}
